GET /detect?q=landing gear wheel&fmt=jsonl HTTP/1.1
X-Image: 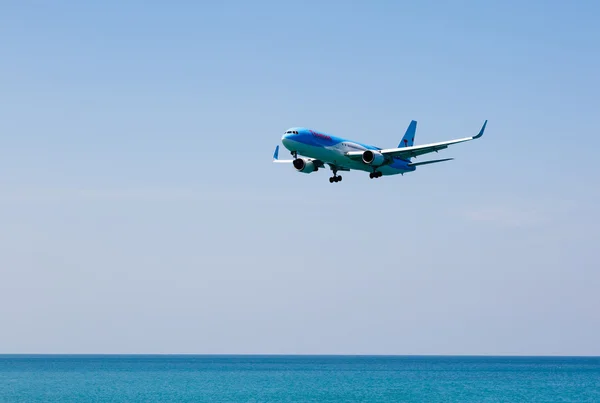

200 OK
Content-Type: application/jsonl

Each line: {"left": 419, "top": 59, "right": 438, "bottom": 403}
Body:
{"left": 338, "top": 175, "right": 342, "bottom": 182}
{"left": 329, "top": 166, "right": 341, "bottom": 184}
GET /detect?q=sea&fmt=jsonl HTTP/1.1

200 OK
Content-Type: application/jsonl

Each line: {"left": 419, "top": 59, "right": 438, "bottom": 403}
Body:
{"left": 0, "top": 355, "right": 599, "bottom": 402}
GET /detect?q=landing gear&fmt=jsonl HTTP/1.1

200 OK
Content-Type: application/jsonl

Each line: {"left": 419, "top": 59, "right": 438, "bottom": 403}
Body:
{"left": 369, "top": 171, "right": 383, "bottom": 179}
{"left": 291, "top": 151, "right": 298, "bottom": 159}
{"left": 329, "top": 167, "right": 342, "bottom": 184}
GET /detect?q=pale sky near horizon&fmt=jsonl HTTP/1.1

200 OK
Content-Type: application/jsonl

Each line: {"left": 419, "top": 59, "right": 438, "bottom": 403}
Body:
{"left": 1, "top": 0, "right": 599, "bottom": 355}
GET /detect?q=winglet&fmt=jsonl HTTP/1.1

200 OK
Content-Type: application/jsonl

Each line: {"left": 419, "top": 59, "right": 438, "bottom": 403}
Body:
{"left": 473, "top": 120, "right": 487, "bottom": 139}
{"left": 273, "top": 145, "right": 280, "bottom": 160}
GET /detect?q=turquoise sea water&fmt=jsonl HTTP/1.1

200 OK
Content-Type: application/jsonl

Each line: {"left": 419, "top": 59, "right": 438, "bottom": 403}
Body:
{"left": 1, "top": 355, "right": 599, "bottom": 402}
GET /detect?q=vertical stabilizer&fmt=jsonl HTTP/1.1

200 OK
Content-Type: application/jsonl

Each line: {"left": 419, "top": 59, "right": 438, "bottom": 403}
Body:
{"left": 398, "top": 120, "right": 417, "bottom": 148}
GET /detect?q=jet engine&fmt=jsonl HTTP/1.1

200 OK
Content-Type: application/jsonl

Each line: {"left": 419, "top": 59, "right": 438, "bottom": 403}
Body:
{"left": 362, "top": 150, "right": 386, "bottom": 166}
{"left": 293, "top": 158, "right": 318, "bottom": 173}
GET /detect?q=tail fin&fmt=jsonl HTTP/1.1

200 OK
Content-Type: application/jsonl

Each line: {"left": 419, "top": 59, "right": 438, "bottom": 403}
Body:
{"left": 398, "top": 120, "right": 417, "bottom": 148}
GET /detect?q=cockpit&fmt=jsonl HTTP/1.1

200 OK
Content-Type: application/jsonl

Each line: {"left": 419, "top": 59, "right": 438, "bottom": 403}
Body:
{"left": 284, "top": 130, "right": 299, "bottom": 134}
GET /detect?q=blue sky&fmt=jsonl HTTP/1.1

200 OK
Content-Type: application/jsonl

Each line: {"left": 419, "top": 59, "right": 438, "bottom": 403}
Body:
{"left": 1, "top": 0, "right": 599, "bottom": 355}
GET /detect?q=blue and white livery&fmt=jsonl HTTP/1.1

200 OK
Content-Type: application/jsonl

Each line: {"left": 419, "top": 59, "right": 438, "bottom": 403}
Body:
{"left": 273, "top": 120, "right": 487, "bottom": 183}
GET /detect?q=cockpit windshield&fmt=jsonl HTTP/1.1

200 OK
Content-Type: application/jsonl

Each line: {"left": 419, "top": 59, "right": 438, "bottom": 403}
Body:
{"left": 284, "top": 130, "right": 299, "bottom": 134}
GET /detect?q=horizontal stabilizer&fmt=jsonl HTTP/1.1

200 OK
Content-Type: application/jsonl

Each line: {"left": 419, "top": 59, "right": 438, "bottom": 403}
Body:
{"left": 408, "top": 158, "right": 454, "bottom": 167}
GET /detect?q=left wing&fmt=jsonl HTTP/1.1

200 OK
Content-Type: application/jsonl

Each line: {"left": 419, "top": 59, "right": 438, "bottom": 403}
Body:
{"left": 272, "top": 145, "right": 294, "bottom": 163}
{"left": 346, "top": 120, "right": 487, "bottom": 161}
{"left": 272, "top": 145, "right": 327, "bottom": 168}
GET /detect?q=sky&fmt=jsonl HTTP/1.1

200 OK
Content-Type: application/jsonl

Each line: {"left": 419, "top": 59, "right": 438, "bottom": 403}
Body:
{"left": 1, "top": 0, "right": 599, "bottom": 355}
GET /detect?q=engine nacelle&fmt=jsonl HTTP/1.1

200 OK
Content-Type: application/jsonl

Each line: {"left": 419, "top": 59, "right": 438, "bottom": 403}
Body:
{"left": 362, "top": 150, "right": 386, "bottom": 166}
{"left": 293, "top": 158, "right": 318, "bottom": 173}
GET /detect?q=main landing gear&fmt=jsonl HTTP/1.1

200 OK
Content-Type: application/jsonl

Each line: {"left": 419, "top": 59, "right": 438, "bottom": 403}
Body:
{"left": 369, "top": 171, "right": 383, "bottom": 179}
{"left": 329, "top": 167, "right": 342, "bottom": 183}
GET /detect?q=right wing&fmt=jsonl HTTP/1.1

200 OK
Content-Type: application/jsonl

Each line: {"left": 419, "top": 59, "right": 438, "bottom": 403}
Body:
{"left": 346, "top": 120, "right": 487, "bottom": 161}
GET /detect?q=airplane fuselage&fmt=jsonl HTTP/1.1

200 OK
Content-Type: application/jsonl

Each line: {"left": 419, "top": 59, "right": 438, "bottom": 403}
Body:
{"left": 281, "top": 128, "right": 415, "bottom": 176}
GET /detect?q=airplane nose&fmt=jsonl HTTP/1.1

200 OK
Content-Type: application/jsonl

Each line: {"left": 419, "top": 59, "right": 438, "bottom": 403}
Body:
{"left": 281, "top": 134, "right": 294, "bottom": 150}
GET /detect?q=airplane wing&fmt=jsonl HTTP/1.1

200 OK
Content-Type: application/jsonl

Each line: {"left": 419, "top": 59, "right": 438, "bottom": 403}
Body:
{"left": 346, "top": 120, "right": 487, "bottom": 161}
{"left": 272, "top": 145, "right": 326, "bottom": 168}
{"left": 272, "top": 145, "right": 294, "bottom": 163}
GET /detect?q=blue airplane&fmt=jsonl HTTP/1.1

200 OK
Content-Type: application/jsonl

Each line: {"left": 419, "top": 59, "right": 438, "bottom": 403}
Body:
{"left": 273, "top": 120, "right": 487, "bottom": 183}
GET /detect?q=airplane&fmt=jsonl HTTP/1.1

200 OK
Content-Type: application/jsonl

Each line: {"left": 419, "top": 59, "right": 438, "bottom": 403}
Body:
{"left": 273, "top": 119, "right": 487, "bottom": 183}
